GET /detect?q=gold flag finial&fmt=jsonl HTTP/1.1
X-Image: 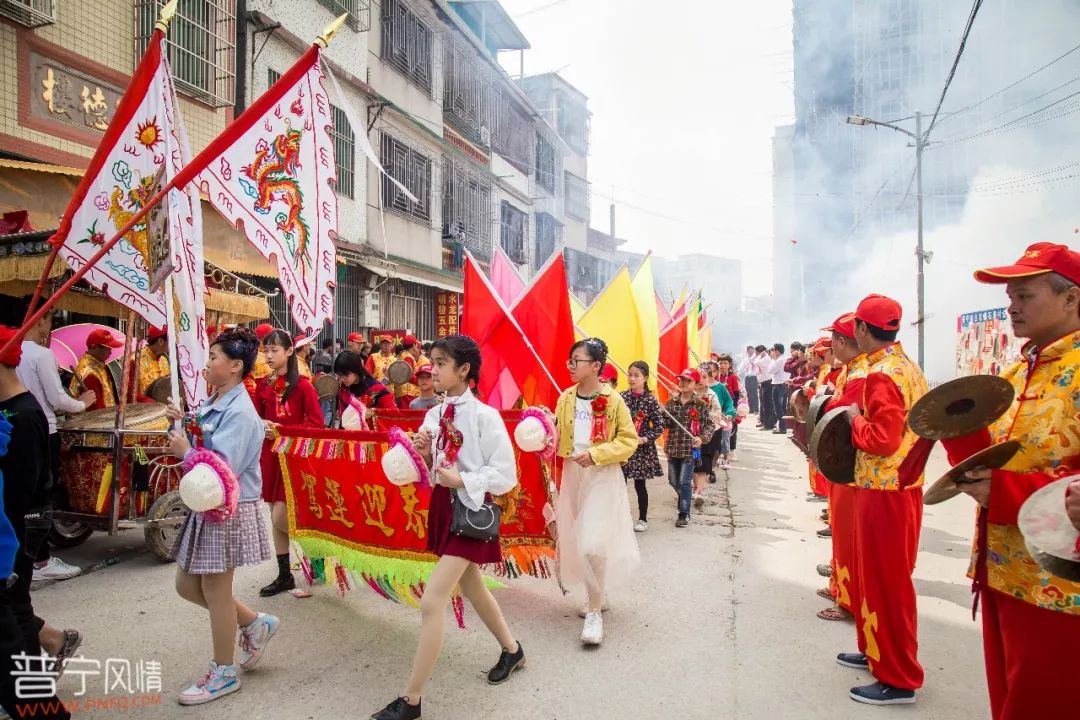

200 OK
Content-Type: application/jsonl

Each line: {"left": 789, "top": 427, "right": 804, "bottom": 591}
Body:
{"left": 316, "top": 13, "right": 349, "bottom": 48}
{"left": 154, "top": 0, "right": 179, "bottom": 33}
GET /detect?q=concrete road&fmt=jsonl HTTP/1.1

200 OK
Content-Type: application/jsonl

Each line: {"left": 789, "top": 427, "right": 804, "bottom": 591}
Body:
{"left": 33, "top": 426, "right": 989, "bottom": 719}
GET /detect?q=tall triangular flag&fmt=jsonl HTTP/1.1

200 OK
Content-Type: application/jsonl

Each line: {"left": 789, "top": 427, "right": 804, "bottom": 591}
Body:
{"left": 490, "top": 246, "right": 525, "bottom": 307}
{"left": 511, "top": 249, "right": 574, "bottom": 399}
{"left": 655, "top": 291, "right": 673, "bottom": 330}
{"left": 569, "top": 292, "right": 587, "bottom": 324}
{"left": 630, "top": 255, "right": 660, "bottom": 391}
{"left": 49, "top": 15, "right": 207, "bottom": 406}
{"left": 578, "top": 266, "right": 645, "bottom": 388}
{"left": 461, "top": 255, "right": 561, "bottom": 409}
{"left": 658, "top": 313, "right": 689, "bottom": 404}
{"left": 192, "top": 45, "right": 337, "bottom": 332}
{"left": 686, "top": 292, "right": 701, "bottom": 362}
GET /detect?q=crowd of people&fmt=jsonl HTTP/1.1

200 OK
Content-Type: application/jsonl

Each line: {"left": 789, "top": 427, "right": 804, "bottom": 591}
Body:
{"left": 0, "top": 242, "right": 1076, "bottom": 718}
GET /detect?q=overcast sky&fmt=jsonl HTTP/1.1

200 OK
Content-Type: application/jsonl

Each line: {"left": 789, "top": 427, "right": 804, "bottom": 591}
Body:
{"left": 497, "top": 0, "right": 794, "bottom": 298}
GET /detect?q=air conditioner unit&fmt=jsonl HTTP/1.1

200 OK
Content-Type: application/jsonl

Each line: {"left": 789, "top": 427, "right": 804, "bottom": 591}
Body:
{"left": 361, "top": 292, "right": 381, "bottom": 327}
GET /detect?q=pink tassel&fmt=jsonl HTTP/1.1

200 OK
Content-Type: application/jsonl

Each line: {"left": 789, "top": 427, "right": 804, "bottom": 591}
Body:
{"left": 452, "top": 594, "right": 466, "bottom": 629}
{"left": 364, "top": 575, "right": 391, "bottom": 600}
{"left": 335, "top": 564, "right": 350, "bottom": 596}
{"left": 300, "top": 554, "right": 314, "bottom": 585}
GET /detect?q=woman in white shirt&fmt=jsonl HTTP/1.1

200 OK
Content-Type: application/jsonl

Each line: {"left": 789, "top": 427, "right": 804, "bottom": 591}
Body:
{"left": 371, "top": 335, "right": 523, "bottom": 720}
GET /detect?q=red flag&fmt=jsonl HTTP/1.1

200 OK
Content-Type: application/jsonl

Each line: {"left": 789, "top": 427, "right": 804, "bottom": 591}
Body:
{"left": 510, "top": 251, "right": 574, "bottom": 398}
{"left": 461, "top": 257, "right": 562, "bottom": 409}
{"left": 658, "top": 313, "right": 689, "bottom": 404}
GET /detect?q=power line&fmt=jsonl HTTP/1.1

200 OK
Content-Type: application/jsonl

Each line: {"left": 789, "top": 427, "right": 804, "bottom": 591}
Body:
{"left": 514, "top": 0, "right": 570, "bottom": 19}
{"left": 931, "top": 73, "right": 1080, "bottom": 144}
{"left": 932, "top": 91, "right": 1080, "bottom": 148}
{"left": 931, "top": 41, "right": 1080, "bottom": 131}
{"left": 925, "top": 0, "right": 984, "bottom": 138}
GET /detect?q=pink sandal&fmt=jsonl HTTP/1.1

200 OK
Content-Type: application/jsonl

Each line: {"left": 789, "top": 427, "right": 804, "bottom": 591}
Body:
{"left": 817, "top": 605, "right": 849, "bottom": 621}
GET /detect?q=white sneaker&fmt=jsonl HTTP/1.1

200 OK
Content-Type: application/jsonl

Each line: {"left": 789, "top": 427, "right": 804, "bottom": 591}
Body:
{"left": 728, "top": 452, "right": 737, "bottom": 463}
{"left": 33, "top": 557, "right": 81, "bottom": 581}
{"left": 577, "top": 598, "right": 611, "bottom": 618}
{"left": 719, "top": 460, "right": 732, "bottom": 470}
{"left": 580, "top": 611, "right": 603, "bottom": 645}
{"left": 633, "top": 520, "right": 648, "bottom": 533}
{"left": 238, "top": 613, "right": 280, "bottom": 671}
{"left": 177, "top": 662, "right": 239, "bottom": 705}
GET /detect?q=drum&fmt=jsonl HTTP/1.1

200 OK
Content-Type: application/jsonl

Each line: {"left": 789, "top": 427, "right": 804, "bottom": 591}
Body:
{"left": 386, "top": 360, "right": 413, "bottom": 385}
{"left": 146, "top": 377, "right": 172, "bottom": 404}
{"left": 106, "top": 358, "right": 124, "bottom": 404}
{"left": 59, "top": 403, "right": 179, "bottom": 517}
{"left": 1018, "top": 474, "right": 1080, "bottom": 582}
{"left": 809, "top": 407, "right": 856, "bottom": 485}
{"left": 313, "top": 373, "right": 339, "bottom": 402}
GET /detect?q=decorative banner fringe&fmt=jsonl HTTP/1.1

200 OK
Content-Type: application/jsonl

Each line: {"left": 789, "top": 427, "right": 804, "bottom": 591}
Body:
{"left": 486, "top": 544, "right": 556, "bottom": 581}
{"left": 273, "top": 434, "right": 378, "bottom": 462}
{"left": 292, "top": 535, "right": 505, "bottom": 630}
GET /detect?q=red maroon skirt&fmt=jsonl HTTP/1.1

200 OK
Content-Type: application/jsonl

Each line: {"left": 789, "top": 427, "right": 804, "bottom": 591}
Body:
{"left": 260, "top": 441, "right": 286, "bottom": 503}
{"left": 427, "top": 484, "right": 503, "bottom": 564}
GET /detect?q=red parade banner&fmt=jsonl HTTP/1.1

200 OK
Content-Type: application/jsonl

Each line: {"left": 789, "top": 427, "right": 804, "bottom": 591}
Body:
{"left": 274, "top": 413, "right": 557, "bottom": 613}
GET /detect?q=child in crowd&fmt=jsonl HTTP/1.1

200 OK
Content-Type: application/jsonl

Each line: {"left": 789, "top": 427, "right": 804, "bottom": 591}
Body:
{"left": 620, "top": 361, "right": 664, "bottom": 533}
{"left": 166, "top": 328, "right": 277, "bottom": 705}
{"left": 372, "top": 335, "right": 523, "bottom": 720}
{"left": 664, "top": 369, "right": 715, "bottom": 527}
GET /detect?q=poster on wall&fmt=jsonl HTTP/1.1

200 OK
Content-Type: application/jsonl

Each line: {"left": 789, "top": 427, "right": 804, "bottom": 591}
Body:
{"left": 370, "top": 329, "right": 408, "bottom": 346}
{"left": 435, "top": 292, "right": 460, "bottom": 338}
{"left": 956, "top": 308, "right": 1022, "bottom": 377}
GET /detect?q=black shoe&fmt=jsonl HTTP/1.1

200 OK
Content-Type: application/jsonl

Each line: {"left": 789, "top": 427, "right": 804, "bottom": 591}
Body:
{"left": 675, "top": 514, "right": 689, "bottom": 528}
{"left": 372, "top": 697, "right": 422, "bottom": 720}
{"left": 836, "top": 652, "right": 868, "bottom": 669}
{"left": 817, "top": 527, "right": 833, "bottom": 538}
{"left": 259, "top": 573, "right": 296, "bottom": 597}
{"left": 849, "top": 681, "right": 916, "bottom": 705}
{"left": 487, "top": 641, "right": 525, "bottom": 684}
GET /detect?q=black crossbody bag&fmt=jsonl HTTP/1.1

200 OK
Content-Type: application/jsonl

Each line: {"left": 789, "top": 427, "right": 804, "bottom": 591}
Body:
{"left": 434, "top": 404, "right": 502, "bottom": 542}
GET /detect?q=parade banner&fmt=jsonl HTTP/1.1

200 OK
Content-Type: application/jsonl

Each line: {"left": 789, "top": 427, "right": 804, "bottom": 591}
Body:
{"left": 956, "top": 307, "right": 1020, "bottom": 377}
{"left": 275, "top": 417, "right": 556, "bottom": 622}
{"left": 434, "top": 293, "right": 459, "bottom": 338}
{"left": 197, "top": 46, "right": 338, "bottom": 333}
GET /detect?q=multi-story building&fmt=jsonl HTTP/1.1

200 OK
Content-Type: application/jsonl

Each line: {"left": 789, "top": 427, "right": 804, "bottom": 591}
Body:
{"left": 771, "top": 124, "right": 796, "bottom": 312}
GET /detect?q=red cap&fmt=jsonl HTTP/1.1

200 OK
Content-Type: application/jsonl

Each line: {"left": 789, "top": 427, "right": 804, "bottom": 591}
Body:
{"left": 415, "top": 363, "right": 433, "bottom": 376}
{"left": 206, "top": 324, "right": 218, "bottom": 337}
{"left": 347, "top": 332, "right": 364, "bottom": 344}
{"left": 402, "top": 334, "right": 418, "bottom": 346}
{"left": 855, "top": 294, "right": 902, "bottom": 331}
{"left": 255, "top": 323, "right": 274, "bottom": 341}
{"left": 821, "top": 312, "right": 856, "bottom": 339}
{"left": 147, "top": 325, "right": 167, "bottom": 342}
{"left": 378, "top": 334, "right": 393, "bottom": 344}
{"left": 679, "top": 368, "right": 702, "bottom": 383}
{"left": 600, "top": 363, "right": 618, "bottom": 383}
{"left": 974, "top": 242, "right": 1080, "bottom": 286}
{"left": 87, "top": 328, "right": 123, "bottom": 350}
{"left": 0, "top": 326, "right": 23, "bottom": 367}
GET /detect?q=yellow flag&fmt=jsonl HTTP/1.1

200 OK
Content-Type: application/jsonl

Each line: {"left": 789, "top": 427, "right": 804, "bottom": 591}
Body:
{"left": 630, "top": 255, "right": 660, "bottom": 391}
{"left": 569, "top": 293, "right": 587, "bottom": 323}
{"left": 578, "top": 267, "right": 644, "bottom": 388}
{"left": 699, "top": 323, "right": 713, "bottom": 360}
{"left": 686, "top": 293, "right": 700, "bottom": 362}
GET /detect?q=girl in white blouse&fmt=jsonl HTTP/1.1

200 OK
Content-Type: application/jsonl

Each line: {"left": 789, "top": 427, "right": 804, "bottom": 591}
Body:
{"left": 371, "top": 335, "right": 524, "bottom": 720}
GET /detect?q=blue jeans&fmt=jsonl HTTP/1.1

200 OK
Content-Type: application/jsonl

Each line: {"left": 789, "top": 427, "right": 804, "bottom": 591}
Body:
{"left": 773, "top": 383, "right": 789, "bottom": 431}
{"left": 720, "top": 427, "right": 732, "bottom": 456}
{"left": 668, "top": 457, "right": 695, "bottom": 516}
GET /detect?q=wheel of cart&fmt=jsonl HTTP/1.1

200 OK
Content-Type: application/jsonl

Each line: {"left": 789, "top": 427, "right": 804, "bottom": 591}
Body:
{"left": 56, "top": 403, "right": 187, "bottom": 559}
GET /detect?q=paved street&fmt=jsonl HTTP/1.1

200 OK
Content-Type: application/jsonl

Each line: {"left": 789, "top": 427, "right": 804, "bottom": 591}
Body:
{"left": 34, "top": 426, "right": 988, "bottom": 719}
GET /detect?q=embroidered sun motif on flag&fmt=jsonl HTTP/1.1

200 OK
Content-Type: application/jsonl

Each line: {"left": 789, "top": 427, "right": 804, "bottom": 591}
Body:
{"left": 135, "top": 118, "right": 163, "bottom": 150}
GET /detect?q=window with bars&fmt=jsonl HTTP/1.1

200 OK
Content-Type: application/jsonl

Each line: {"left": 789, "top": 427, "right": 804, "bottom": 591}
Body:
{"left": 316, "top": 0, "right": 371, "bottom": 31}
{"left": 136, "top": 0, "right": 236, "bottom": 108}
{"left": 564, "top": 172, "right": 590, "bottom": 221}
{"left": 491, "top": 85, "right": 533, "bottom": 173}
{"left": 535, "top": 131, "right": 559, "bottom": 194}
{"left": 380, "top": 132, "right": 432, "bottom": 222}
{"left": 381, "top": 0, "right": 433, "bottom": 95}
{"left": 267, "top": 68, "right": 280, "bottom": 88}
{"left": 557, "top": 94, "right": 589, "bottom": 156}
{"left": 329, "top": 105, "right": 355, "bottom": 199}
{"left": 443, "top": 37, "right": 489, "bottom": 143}
{"left": 499, "top": 201, "right": 528, "bottom": 265}
{"left": 534, "top": 212, "right": 562, "bottom": 269}
{"left": 442, "top": 157, "right": 492, "bottom": 258}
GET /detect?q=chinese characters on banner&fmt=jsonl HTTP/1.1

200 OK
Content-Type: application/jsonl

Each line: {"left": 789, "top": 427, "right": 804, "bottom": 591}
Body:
{"left": 435, "top": 291, "right": 460, "bottom": 338}
{"left": 956, "top": 307, "right": 1021, "bottom": 377}
{"left": 369, "top": 329, "right": 408, "bottom": 346}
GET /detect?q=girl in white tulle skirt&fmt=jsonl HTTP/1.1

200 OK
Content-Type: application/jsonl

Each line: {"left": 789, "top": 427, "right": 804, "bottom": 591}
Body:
{"left": 553, "top": 338, "right": 640, "bottom": 647}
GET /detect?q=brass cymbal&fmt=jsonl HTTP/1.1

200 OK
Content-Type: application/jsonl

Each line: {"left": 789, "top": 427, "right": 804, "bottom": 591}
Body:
{"left": 1019, "top": 475, "right": 1080, "bottom": 583}
{"left": 923, "top": 440, "right": 1022, "bottom": 505}
{"left": 805, "top": 394, "right": 832, "bottom": 441}
{"left": 809, "top": 407, "right": 856, "bottom": 485}
{"left": 790, "top": 388, "right": 811, "bottom": 423}
{"left": 909, "top": 375, "right": 1015, "bottom": 441}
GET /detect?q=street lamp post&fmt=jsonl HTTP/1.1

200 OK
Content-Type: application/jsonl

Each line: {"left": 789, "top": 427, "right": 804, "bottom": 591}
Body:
{"left": 846, "top": 111, "right": 928, "bottom": 369}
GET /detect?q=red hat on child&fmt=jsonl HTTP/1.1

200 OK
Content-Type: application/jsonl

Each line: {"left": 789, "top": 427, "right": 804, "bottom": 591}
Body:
{"left": 679, "top": 368, "right": 702, "bottom": 383}
{"left": 0, "top": 326, "right": 22, "bottom": 367}
{"left": 855, "top": 294, "right": 902, "bottom": 331}
{"left": 974, "top": 242, "right": 1080, "bottom": 285}
{"left": 415, "top": 363, "right": 433, "bottom": 378}
{"left": 87, "top": 328, "right": 123, "bottom": 350}
{"left": 255, "top": 323, "right": 275, "bottom": 341}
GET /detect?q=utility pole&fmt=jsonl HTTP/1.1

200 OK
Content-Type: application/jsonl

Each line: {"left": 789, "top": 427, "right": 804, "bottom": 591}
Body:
{"left": 914, "top": 110, "right": 925, "bottom": 370}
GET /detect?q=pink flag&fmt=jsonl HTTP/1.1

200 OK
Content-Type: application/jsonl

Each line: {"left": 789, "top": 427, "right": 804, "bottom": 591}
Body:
{"left": 490, "top": 246, "right": 525, "bottom": 306}
{"left": 656, "top": 291, "right": 673, "bottom": 330}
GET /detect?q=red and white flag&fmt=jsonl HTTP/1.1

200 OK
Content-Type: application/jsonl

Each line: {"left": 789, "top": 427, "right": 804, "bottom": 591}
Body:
{"left": 194, "top": 46, "right": 337, "bottom": 332}
{"left": 50, "top": 28, "right": 208, "bottom": 406}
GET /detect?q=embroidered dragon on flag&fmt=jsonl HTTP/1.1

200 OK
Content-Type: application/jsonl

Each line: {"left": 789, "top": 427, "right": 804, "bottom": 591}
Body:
{"left": 240, "top": 127, "right": 311, "bottom": 277}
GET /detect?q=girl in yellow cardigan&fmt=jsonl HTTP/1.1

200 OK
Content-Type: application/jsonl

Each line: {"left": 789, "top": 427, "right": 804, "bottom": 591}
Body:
{"left": 553, "top": 337, "right": 640, "bottom": 647}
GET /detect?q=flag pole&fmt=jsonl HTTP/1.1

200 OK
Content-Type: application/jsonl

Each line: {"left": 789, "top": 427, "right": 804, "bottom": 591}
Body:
{"left": 22, "top": 0, "right": 179, "bottom": 325}
{"left": 2, "top": 12, "right": 348, "bottom": 361}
